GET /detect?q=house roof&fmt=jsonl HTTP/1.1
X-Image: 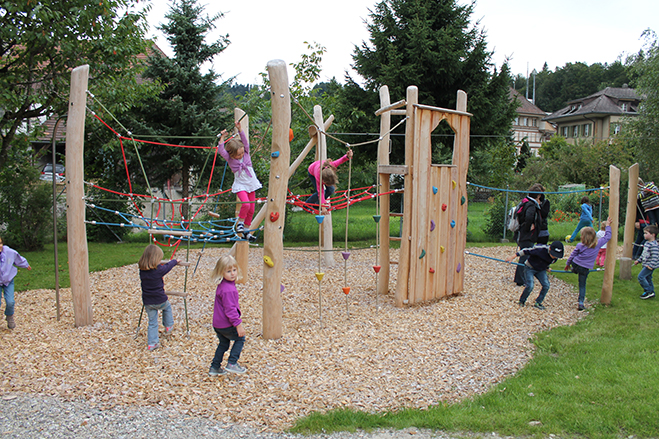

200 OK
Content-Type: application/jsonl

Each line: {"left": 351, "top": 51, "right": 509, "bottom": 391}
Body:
{"left": 544, "top": 86, "right": 642, "bottom": 122}
{"left": 510, "top": 88, "right": 547, "bottom": 116}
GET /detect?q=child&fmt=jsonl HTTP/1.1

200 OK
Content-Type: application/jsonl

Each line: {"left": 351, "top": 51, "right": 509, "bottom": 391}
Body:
{"left": 218, "top": 121, "right": 262, "bottom": 242}
{"left": 138, "top": 244, "right": 182, "bottom": 350}
{"left": 638, "top": 178, "right": 659, "bottom": 226}
{"left": 595, "top": 222, "right": 608, "bottom": 267}
{"left": 0, "top": 237, "right": 31, "bottom": 329}
{"left": 565, "top": 217, "right": 612, "bottom": 310}
{"left": 506, "top": 241, "right": 564, "bottom": 310}
{"left": 567, "top": 196, "right": 593, "bottom": 243}
{"left": 306, "top": 149, "right": 353, "bottom": 214}
{"left": 634, "top": 224, "right": 659, "bottom": 300}
{"left": 209, "top": 255, "right": 247, "bottom": 376}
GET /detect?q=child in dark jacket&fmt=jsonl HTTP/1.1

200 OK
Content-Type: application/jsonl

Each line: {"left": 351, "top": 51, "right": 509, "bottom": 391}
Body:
{"left": 565, "top": 217, "right": 612, "bottom": 310}
{"left": 507, "top": 241, "right": 565, "bottom": 310}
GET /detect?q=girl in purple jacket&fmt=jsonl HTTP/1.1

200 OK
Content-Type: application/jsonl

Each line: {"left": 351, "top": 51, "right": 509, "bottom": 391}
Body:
{"left": 209, "top": 255, "right": 247, "bottom": 376}
{"left": 565, "top": 217, "right": 612, "bottom": 311}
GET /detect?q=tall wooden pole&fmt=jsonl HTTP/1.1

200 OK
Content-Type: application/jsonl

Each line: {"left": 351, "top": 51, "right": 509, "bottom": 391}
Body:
{"left": 601, "top": 165, "right": 620, "bottom": 305}
{"left": 620, "top": 163, "right": 639, "bottom": 280}
{"left": 66, "top": 65, "right": 92, "bottom": 326}
{"left": 262, "top": 60, "right": 290, "bottom": 339}
{"left": 313, "top": 105, "right": 334, "bottom": 267}
{"left": 377, "top": 86, "right": 391, "bottom": 298}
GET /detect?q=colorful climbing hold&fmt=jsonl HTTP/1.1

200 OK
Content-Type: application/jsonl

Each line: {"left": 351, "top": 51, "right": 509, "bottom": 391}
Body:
{"left": 263, "top": 256, "right": 274, "bottom": 267}
{"left": 452, "top": 180, "right": 457, "bottom": 189}
{"left": 342, "top": 287, "right": 351, "bottom": 295}
{"left": 456, "top": 263, "right": 462, "bottom": 273}
{"left": 373, "top": 215, "right": 381, "bottom": 223}
{"left": 461, "top": 195, "right": 466, "bottom": 205}
{"left": 419, "top": 249, "right": 426, "bottom": 259}
{"left": 429, "top": 268, "right": 435, "bottom": 273}
{"left": 315, "top": 272, "right": 325, "bottom": 282}
{"left": 432, "top": 186, "right": 438, "bottom": 194}
{"left": 270, "top": 212, "right": 280, "bottom": 222}
{"left": 373, "top": 265, "right": 381, "bottom": 273}
{"left": 271, "top": 151, "right": 280, "bottom": 158}
{"left": 440, "top": 245, "right": 445, "bottom": 253}
{"left": 450, "top": 220, "right": 455, "bottom": 228}
{"left": 289, "top": 128, "right": 294, "bottom": 142}
{"left": 442, "top": 203, "right": 447, "bottom": 211}
{"left": 315, "top": 215, "right": 324, "bottom": 224}
{"left": 341, "top": 251, "right": 351, "bottom": 260}
{"left": 430, "top": 220, "right": 435, "bottom": 231}
{"left": 281, "top": 284, "right": 285, "bottom": 293}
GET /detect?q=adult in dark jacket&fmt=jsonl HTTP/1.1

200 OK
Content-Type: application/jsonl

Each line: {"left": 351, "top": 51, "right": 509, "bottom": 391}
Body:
{"left": 633, "top": 196, "right": 649, "bottom": 260}
{"left": 514, "top": 184, "right": 544, "bottom": 286}
{"left": 537, "top": 190, "right": 551, "bottom": 245}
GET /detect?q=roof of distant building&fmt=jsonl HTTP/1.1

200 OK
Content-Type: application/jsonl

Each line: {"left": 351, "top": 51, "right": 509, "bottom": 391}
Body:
{"left": 544, "top": 85, "right": 643, "bottom": 122}
{"left": 509, "top": 88, "right": 547, "bottom": 116}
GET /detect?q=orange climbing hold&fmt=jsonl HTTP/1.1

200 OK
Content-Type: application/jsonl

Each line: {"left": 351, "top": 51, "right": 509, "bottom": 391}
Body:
{"left": 342, "top": 287, "right": 351, "bottom": 295}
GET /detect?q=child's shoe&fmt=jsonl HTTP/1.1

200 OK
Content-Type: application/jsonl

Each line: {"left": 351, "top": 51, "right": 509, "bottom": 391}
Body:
{"left": 6, "top": 315, "right": 15, "bottom": 329}
{"left": 640, "top": 291, "right": 655, "bottom": 299}
{"left": 533, "top": 302, "right": 546, "bottom": 310}
{"left": 518, "top": 301, "right": 525, "bottom": 307}
{"left": 147, "top": 343, "right": 160, "bottom": 351}
{"left": 225, "top": 362, "right": 247, "bottom": 374}
{"left": 164, "top": 326, "right": 173, "bottom": 335}
{"left": 235, "top": 222, "right": 245, "bottom": 234}
{"left": 208, "top": 366, "right": 227, "bottom": 376}
{"left": 246, "top": 233, "right": 257, "bottom": 243}
{"left": 578, "top": 303, "right": 586, "bottom": 311}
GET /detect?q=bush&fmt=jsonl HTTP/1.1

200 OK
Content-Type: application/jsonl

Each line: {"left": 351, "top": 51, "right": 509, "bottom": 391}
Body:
{"left": 484, "top": 195, "right": 507, "bottom": 240}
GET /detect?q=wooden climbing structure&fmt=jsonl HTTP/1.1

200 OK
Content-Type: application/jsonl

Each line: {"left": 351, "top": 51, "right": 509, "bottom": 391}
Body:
{"left": 376, "top": 85, "right": 472, "bottom": 306}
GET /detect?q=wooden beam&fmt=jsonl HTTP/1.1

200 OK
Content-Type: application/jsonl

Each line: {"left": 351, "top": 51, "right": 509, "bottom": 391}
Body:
{"left": 378, "top": 164, "right": 408, "bottom": 175}
{"left": 601, "top": 165, "right": 620, "bottom": 305}
{"left": 620, "top": 163, "right": 639, "bottom": 280}
{"left": 374, "top": 98, "right": 406, "bottom": 116}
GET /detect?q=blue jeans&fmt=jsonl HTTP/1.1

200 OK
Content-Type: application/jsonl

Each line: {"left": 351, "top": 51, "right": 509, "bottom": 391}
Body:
{"left": 520, "top": 266, "right": 550, "bottom": 305}
{"left": 211, "top": 326, "right": 245, "bottom": 368}
{"left": 145, "top": 301, "right": 173, "bottom": 346}
{"left": 569, "top": 219, "right": 593, "bottom": 242}
{"left": 638, "top": 267, "right": 655, "bottom": 295}
{"left": 571, "top": 264, "right": 590, "bottom": 306}
{"left": 1, "top": 280, "right": 15, "bottom": 316}
{"left": 306, "top": 170, "right": 335, "bottom": 208}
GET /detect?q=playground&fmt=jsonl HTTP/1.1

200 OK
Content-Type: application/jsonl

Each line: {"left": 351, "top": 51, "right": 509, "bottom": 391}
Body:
{"left": 0, "top": 245, "right": 588, "bottom": 431}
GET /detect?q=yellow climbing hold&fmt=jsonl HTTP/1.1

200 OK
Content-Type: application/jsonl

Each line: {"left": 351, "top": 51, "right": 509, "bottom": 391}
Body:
{"left": 315, "top": 272, "right": 325, "bottom": 282}
{"left": 440, "top": 245, "right": 445, "bottom": 253}
{"left": 263, "top": 255, "right": 274, "bottom": 267}
{"left": 452, "top": 180, "right": 457, "bottom": 189}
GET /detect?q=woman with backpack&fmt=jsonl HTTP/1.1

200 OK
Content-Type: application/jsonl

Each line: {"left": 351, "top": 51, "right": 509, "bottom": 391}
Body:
{"left": 514, "top": 184, "right": 544, "bottom": 286}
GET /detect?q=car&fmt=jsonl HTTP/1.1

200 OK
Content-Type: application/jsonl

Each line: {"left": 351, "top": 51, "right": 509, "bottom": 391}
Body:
{"left": 40, "top": 163, "right": 65, "bottom": 183}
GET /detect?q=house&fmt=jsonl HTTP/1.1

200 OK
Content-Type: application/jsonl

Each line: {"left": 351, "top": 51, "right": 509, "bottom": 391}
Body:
{"left": 543, "top": 85, "right": 642, "bottom": 143}
{"left": 510, "top": 88, "right": 555, "bottom": 155}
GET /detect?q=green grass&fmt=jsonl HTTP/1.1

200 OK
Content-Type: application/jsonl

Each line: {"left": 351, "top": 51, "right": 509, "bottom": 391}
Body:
{"left": 290, "top": 261, "right": 659, "bottom": 438}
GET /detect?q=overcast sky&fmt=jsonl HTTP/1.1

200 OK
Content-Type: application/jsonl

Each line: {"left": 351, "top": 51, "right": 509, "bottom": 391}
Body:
{"left": 144, "top": 0, "right": 658, "bottom": 86}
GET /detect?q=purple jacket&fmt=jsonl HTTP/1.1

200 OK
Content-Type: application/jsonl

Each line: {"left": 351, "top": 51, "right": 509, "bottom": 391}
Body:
{"left": 140, "top": 260, "right": 177, "bottom": 305}
{"left": 218, "top": 131, "right": 254, "bottom": 178}
{"left": 566, "top": 226, "right": 612, "bottom": 270}
{"left": 0, "top": 245, "right": 29, "bottom": 286}
{"left": 213, "top": 279, "right": 242, "bottom": 329}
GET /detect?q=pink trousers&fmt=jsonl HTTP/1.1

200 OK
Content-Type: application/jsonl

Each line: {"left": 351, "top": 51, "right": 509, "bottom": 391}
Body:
{"left": 596, "top": 248, "right": 607, "bottom": 266}
{"left": 236, "top": 191, "right": 256, "bottom": 226}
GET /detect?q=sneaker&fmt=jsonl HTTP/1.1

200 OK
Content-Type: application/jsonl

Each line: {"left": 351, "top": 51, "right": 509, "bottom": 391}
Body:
{"left": 147, "top": 343, "right": 160, "bottom": 351}
{"left": 235, "top": 222, "right": 245, "bottom": 234}
{"left": 533, "top": 302, "right": 546, "bottom": 310}
{"left": 208, "top": 367, "right": 227, "bottom": 376}
{"left": 6, "top": 315, "right": 15, "bottom": 329}
{"left": 246, "top": 233, "right": 257, "bottom": 243}
{"left": 225, "top": 362, "right": 247, "bottom": 374}
{"left": 640, "top": 291, "right": 656, "bottom": 300}
{"left": 518, "top": 301, "right": 525, "bottom": 307}
{"left": 164, "top": 326, "right": 173, "bottom": 335}
{"left": 578, "top": 304, "right": 585, "bottom": 311}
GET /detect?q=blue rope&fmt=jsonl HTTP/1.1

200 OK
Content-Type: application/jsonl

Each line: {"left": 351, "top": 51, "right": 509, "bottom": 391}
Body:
{"left": 464, "top": 251, "right": 604, "bottom": 273}
{"left": 467, "top": 182, "right": 608, "bottom": 195}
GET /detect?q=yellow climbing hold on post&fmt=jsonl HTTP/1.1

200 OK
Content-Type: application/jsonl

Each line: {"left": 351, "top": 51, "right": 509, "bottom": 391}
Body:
{"left": 263, "top": 255, "right": 274, "bottom": 267}
{"left": 315, "top": 272, "right": 325, "bottom": 282}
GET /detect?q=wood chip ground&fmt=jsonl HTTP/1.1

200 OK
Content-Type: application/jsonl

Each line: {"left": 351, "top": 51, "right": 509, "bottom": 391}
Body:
{"left": 0, "top": 245, "right": 588, "bottom": 431}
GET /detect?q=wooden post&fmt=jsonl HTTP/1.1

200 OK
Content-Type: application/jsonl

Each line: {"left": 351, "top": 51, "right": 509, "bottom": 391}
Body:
{"left": 601, "top": 165, "right": 620, "bottom": 305}
{"left": 453, "top": 91, "right": 470, "bottom": 294}
{"left": 313, "top": 105, "right": 334, "bottom": 267}
{"left": 234, "top": 108, "right": 249, "bottom": 284}
{"left": 620, "top": 163, "right": 639, "bottom": 280}
{"left": 394, "top": 86, "right": 418, "bottom": 306}
{"left": 262, "top": 60, "right": 290, "bottom": 339}
{"left": 377, "top": 85, "right": 391, "bottom": 297}
{"left": 66, "top": 65, "right": 93, "bottom": 326}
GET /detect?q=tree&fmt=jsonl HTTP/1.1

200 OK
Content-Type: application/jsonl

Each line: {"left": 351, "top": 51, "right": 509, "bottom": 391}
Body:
{"left": 626, "top": 29, "right": 659, "bottom": 181}
{"left": 132, "top": 0, "right": 232, "bottom": 218}
{"left": 0, "top": 0, "right": 151, "bottom": 166}
{"left": 339, "top": 0, "right": 517, "bottom": 182}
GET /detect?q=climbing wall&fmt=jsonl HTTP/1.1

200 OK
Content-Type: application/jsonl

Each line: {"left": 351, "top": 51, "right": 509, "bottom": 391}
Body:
{"left": 400, "top": 98, "right": 470, "bottom": 304}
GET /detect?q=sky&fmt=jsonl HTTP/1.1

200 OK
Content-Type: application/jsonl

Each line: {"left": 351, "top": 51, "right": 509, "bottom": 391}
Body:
{"left": 143, "top": 0, "right": 659, "bottom": 86}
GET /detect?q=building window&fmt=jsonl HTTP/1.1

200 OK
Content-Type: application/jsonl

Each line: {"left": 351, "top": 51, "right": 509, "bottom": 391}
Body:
{"left": 621, "top": 103, "right": 627, "bottom": 112}
{"left": 612, "top": 123, "right": 621, "bottom": 135}
{"left": 514, "top": 117, "right": 519, "bottom": 125}
{"left": 533, "top": 118, "right": 537, "bottom": 127}
{"left": 573, "top": 125, "right": 579, "bottom": 138}
{"left": 561, "top": 126, "right": 569, "bottom": 137}
{"left": 583, "top": 124, "right": 590, "bottom": 137}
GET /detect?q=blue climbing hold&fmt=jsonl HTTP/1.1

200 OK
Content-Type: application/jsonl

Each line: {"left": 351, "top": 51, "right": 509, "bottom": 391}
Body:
{"left": 315, "top": 215, "right": 325, "bottom": 224}
{"left": 432, "top": 186, "right": 438, "bottom": 194}
{"left": 271, "top": 151, "right": 280, "bottom": 158}
{"left": 373, "top": 215, "right": 381, "bottom": 223}
{"left": 450, "top": 220, "right": 456, "bottom": 228}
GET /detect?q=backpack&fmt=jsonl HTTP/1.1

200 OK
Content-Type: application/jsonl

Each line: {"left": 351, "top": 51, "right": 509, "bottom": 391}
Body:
{"left": 507, "top": 198, "right": 529, "bottom": 232}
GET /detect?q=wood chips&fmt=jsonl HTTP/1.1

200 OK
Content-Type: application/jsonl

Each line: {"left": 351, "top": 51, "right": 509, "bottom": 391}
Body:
{"left": 0, "top": 245, "right": 585, "bottom": 431}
